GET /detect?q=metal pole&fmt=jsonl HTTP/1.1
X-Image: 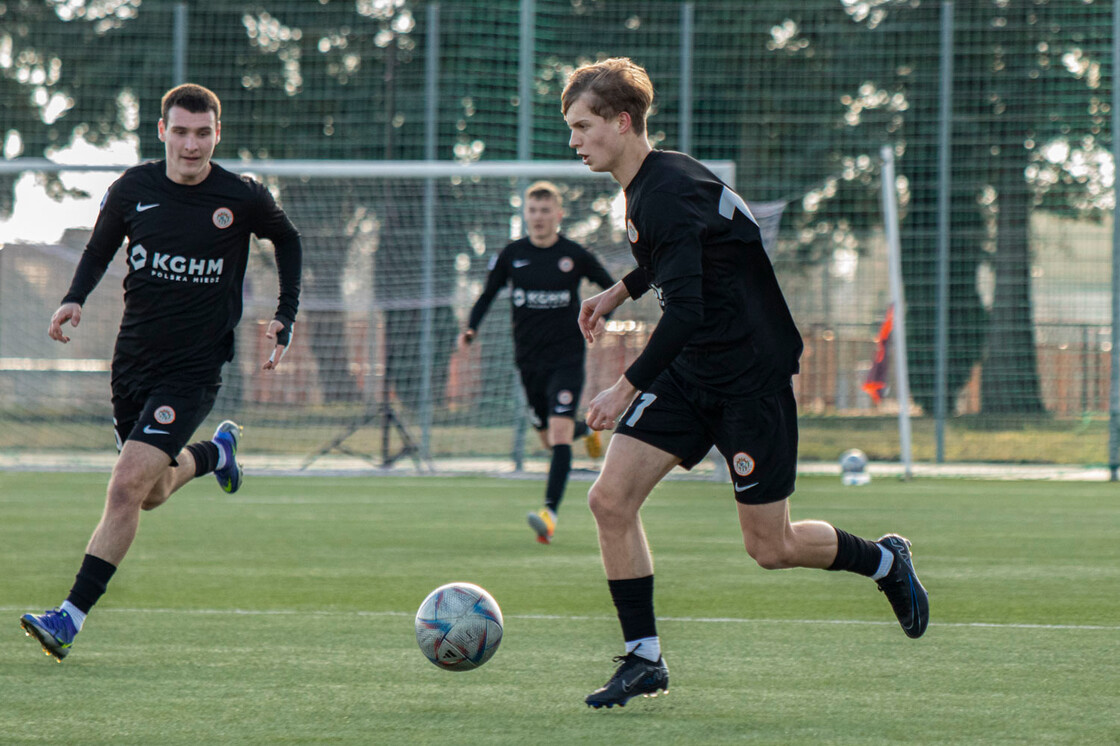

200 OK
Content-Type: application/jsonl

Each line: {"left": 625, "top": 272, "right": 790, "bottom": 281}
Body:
{"left": 1109, "top": 0, "right": 1120, "bottom": 479}
{"left": 0, "top": 250, "right": 4, "bottom": 359}
{"left": 172, "top": 2, "right": 188, "bottom": 85}
{"left": 679, "top": 2, "right": 694, "bottom": 154}
{"left": 934, "top": 0, "right": 953, "bottom": 463}
{"left": 380, "top": 30, "right": 397, "bottom": 466}
{"left": 511, "top": 0, "right": 536, "bottom": 471}
{"left": 881, "top": 146, "right": 914, "bottom": 480}
{"left": 419, "top": 3, "right": 439, "bottom": 462}
{"left": 517, "top": 0, "right": 535, "bottom": 161}
{"left": 1082, "top": 324, "right": 1090, "bottom": 416}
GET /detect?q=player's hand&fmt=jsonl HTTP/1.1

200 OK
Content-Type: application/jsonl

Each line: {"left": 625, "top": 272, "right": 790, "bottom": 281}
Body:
{"left": 458, "top": 329, "right": 476, "bottom": 353}
{"left": 262, "top": 318, "right": 293, "bottom": 370}
{"left": 48, "top": 302, "right": 82, "bottom": 343}
{"left": 586, "top": 375, "right": 639, "bottom": 431}
{"left": 579, "top": 283, "right": 627, "bottom": 344}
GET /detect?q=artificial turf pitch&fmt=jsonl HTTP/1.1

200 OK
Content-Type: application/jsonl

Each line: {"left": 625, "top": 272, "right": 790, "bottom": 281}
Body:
{"left": 2, "top": 470, "right": 1117, "bottom": 744}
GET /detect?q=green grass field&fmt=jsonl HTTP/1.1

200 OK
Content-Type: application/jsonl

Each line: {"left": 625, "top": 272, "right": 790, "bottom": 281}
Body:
{"left": 2, "top": 471, "right": 1118, "bottom": 745}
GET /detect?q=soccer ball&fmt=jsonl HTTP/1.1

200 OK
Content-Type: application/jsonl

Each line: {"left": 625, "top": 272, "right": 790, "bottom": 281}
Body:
{"left": 415, "top": 582, "right": 504, "bottom": 671}
{"left": 839, "top": 448, "right": 871, "bottom": 486}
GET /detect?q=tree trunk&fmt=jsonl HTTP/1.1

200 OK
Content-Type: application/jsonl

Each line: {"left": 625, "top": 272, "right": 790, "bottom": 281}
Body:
{"left": 980, "top": 161, "right": 1046, "bottom": 414}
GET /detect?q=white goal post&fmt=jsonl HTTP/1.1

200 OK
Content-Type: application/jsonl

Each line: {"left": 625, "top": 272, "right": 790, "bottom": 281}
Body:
{"left": 1, "top": 158, "right": 761, "bottom": 474}
{"left": 0, "top": 157, "right": 735, "bottom": 180}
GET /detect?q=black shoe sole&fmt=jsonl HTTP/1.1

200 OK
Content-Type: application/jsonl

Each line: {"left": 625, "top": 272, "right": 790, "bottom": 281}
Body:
{"left": 586, "top": 687, "right": 669, "bottom": 709}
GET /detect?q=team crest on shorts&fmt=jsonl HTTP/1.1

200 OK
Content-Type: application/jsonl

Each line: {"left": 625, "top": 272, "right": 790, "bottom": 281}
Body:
{"left": 558, "top": 256, "right": 574, "bottom": 273}
{"left": 732, "top": 451, "right": 755, "bottom": 476}
{"left": 557, "top": 390, "right": 573, "bottom": 405}
{"left": 154, "top": 405, "right": 177, "bottom": 425}
{"left": 626, "top": 219, "right": 638, "bottom": 243}
{"left": 212, "top": 207, "right": 234, "bottom": 229}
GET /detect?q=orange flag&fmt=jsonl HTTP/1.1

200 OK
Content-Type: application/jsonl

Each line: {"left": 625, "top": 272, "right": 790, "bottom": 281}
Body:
{"left": 862, "top": 305, "right": 893, "bottom": 404}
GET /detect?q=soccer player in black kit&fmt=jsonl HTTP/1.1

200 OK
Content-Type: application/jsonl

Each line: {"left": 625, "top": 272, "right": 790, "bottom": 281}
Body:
{"left": 459, "top": 181, "right": 614, "bottom": 544}
{"left": 563, "top": 58, "right": 929, "bottom": 708}
{"left": 20, "top": 84, "right": 302, "bottom": 661}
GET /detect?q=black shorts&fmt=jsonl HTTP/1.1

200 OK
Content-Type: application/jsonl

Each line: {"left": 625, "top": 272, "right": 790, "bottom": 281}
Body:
{"left": 614, "top": 368, "right": 798, "bottom": 505}
{"left": 112, "top": 383, "right": 219, "bottom": 463}
{"left": 518, "top": 363, "right": 585, "bottom": 431}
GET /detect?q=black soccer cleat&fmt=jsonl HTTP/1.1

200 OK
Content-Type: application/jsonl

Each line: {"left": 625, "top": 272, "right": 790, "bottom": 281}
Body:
{"left": 876, "top": 533, "right": 929, "bottom": 639}
{"left": 585, "top": 653, "right": 669, "bottom": 709}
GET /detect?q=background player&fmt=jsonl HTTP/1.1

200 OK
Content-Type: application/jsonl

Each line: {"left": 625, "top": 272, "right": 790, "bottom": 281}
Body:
{"left": 19, "top": 83, "right": 302, "bottom": 661}
{"left": 563, "top": 58, "right": 929, "bottom": 708}
{"left": 459, "top": 181, "right": 614, "bottom": 544}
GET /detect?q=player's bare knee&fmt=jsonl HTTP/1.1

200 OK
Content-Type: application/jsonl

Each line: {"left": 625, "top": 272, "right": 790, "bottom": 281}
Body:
{"left": 104, "top": 478, "right": 148, "bottom": 514}
{"left": 140, "top": 492, "right": 164, "bottom": 511}
{"left": 107, "top": 464, "right": 168, "bottom": 513}
{"left": 743, "top": 537, "right": 792, "bottom": 570}
{"left": 140, "top": 473, "right": 176, "bottom": 510}
{"left": 587, "top": 482, "right": 632, "bottom": 528}
{"left": 586, "top": 482, "right": 611, "bottom": 520}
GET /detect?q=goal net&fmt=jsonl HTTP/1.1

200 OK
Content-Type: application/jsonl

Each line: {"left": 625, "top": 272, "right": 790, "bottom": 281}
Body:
{"left": 0, "top": 158, "right": 763, "bottom": 473}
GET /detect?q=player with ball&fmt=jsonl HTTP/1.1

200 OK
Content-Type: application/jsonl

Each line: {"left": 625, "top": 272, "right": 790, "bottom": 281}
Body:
{"left": 564, "top": 58, "right": 928, "bottom": 708}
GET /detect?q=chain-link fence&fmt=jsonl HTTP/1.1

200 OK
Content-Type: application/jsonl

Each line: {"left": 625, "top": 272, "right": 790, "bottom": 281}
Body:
{"left": 1, "top": 0, "right": 1116, "bottom": 469}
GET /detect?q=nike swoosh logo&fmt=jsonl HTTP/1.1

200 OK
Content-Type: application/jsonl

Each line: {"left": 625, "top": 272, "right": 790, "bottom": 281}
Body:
{"left": 554, "top": 406, "right": 573, "bottom": 413}
{"left": 142, "top": 425, "right": 170, "bottom": 435}
{"left": 136, "top": 202, "right": 160, "bottom": 212}
{"left": 512, "top": 259, "right": 530, "bottom": 267}
{"left": 620, "top": 673, "right": 647, "bottom": 693}
{"left": 734, "top": 482, "right": 759, "bottom": 493}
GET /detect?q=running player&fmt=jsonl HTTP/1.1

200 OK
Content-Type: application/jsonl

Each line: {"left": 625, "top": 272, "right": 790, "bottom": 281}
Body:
{"left": 459, "top": 181, "right": 614, "bottom": 544}
{"left": 20, "top": 83, "right": 302, "bottom": 661}
{"left": 563, "top": 58, "right": 929, "bottom": 708}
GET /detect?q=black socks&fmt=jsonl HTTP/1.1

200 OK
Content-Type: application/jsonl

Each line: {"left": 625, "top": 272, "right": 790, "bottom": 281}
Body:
{"left": 827, "top": 528, "right": 883, "bottom": 577}
{"left": 185, "top": 440, "right": 220, "bottom": 477}
{"left": 608, "top": 575, "right": 657, "bottom": 642}
{"left": 65, "top": 554, "right": 118, "bottom": 614}
{"left": 544, "top": 444, "right": 572, "bottom": 513}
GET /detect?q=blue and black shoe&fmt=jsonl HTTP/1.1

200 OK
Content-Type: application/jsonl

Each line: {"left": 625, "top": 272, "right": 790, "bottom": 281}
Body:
{"left": 585, "top": 653, "right": 669, "bottom": 709}
{"left": 876, "top": 534, "right": 929, "bottom": 639}
{"left": 212, "top": 420, "right": 243, "bottom": 494}
{"left": 20, "top": 608, "right": 79, "bottom": 662}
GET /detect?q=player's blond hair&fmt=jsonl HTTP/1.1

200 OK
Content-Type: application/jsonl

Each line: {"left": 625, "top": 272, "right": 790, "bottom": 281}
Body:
{"left": 525, "top": 181, "right": 563, "bottom": 206}
{"left": 561, "top": 57, "right": 653, "bottom": 136}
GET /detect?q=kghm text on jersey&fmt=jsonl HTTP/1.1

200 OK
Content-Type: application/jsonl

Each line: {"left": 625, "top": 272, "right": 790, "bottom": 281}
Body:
{"left": 128, "top": 244, "right": 224, "bottom": 283}
{"left": 512, "top": 288, "right": 570, "bottom": 309}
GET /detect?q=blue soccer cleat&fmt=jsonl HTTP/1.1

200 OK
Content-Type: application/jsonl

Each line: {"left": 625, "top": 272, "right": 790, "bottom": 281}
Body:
{"left": 212, "top": 420, "right": 243, "bottom": 494}
{"left": 876, "top": 533, "right": 929, "bottom": 639}
{"left": 20, "top": 608, "right": 79, "bottom": 662}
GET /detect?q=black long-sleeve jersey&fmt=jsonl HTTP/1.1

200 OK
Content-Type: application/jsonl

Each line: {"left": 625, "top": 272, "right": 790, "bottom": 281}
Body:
{"left": 620, "top": 150, "right": 802, "bottom": 398}
{"left": 62, "top": 161, "right": 302, "bottom": 397}
{"left": 467, "top": 235, "right": 614, "bottom": 370}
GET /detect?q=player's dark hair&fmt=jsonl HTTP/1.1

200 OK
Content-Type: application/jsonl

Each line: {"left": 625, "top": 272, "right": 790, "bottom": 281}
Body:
{"left": 525, "top": 180, "right": 562, "bottom": 206}
{"left": 161, "top": 84, "right": 222, "bottom": 122}
{"left": 561, "top": 57, "right": 653, "bottom": 136}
